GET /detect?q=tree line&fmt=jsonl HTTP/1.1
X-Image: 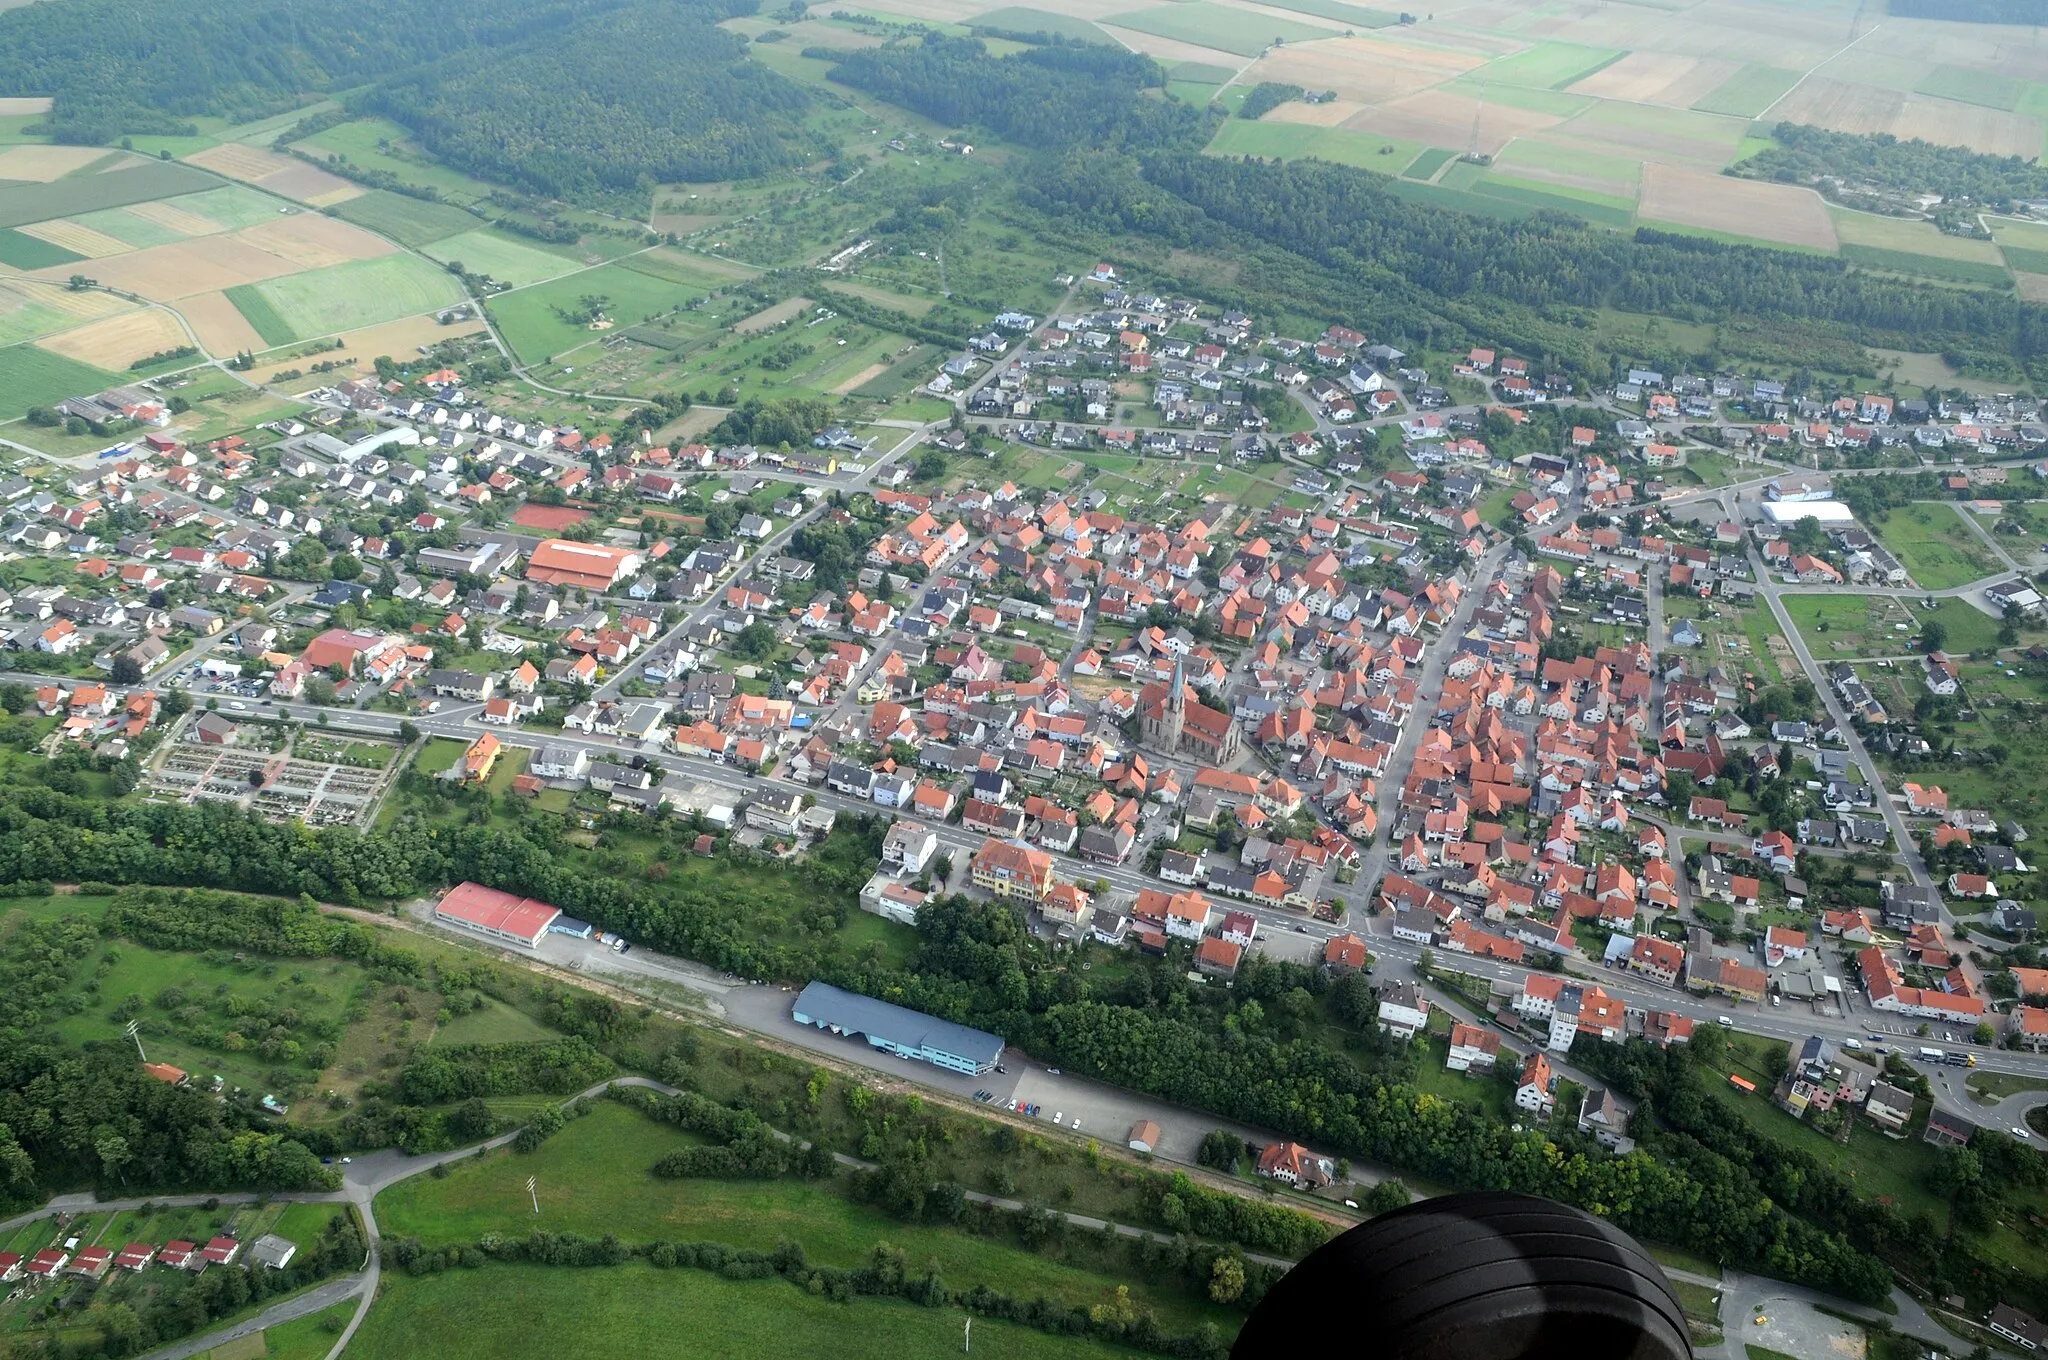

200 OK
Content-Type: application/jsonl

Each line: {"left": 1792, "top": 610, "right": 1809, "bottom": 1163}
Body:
{"left": 0, "top": 789, "right": 1965, "bottom": 1307}
{"left": 1732, "top": 122, "right": 2048, "bottom": 210}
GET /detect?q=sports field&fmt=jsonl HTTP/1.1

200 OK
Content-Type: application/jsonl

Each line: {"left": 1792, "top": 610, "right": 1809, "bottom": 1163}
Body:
{"left": 420, "top": 229, "right": 579, "bottom": 287}
{"left": 0, "top": 344, "right": 118, "bottom": 420}
{"left": 231, "top": 253, "right": 466, "bottom": 343}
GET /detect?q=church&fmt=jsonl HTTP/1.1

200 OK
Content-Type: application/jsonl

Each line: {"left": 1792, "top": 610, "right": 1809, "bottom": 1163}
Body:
{"left": 1139, "top": 658, "right": 1243, "bottom": 765}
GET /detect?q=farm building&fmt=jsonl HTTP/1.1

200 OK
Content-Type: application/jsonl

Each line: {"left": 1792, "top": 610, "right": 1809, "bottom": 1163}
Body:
{"left": 791, "top": 981, "right": 1004, "bottom": 1075}
{"left": 433, "top": 881, "right": 562, "bottom": 948}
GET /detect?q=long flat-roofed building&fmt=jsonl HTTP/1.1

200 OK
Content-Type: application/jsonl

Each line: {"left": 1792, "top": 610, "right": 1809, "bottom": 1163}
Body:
{"left": 791, "top": 980, "right": 1004, "bottom": 1074}
{"left": 433, "top": 881, "right": 562, "bottom": 947}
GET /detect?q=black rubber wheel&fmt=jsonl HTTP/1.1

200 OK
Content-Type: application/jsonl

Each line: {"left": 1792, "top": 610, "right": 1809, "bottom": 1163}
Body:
{"left": 1231, "top": 1191, "right": 1692, "bottom": 1360}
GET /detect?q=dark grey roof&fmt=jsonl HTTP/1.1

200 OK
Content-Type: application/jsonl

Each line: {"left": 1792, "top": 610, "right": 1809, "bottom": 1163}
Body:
{"left": 792, "top": 981, "right": 1003, "bottom": 1065}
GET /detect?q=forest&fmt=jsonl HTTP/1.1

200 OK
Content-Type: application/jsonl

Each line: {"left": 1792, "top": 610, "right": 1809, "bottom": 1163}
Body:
{"left": 0, "top": 0, "right": 654, "bottom": 141}
{"left": 364, "top": 5, "right": 819, "bottom": 198}
{"left": 1734, "top": 122, "right": 2048, "bottom": 208}
{"left": 822, "top": 34, "right": 1212, "bottom": 154}
{"left": 0, "top": 0, "right": 814, "bottom": 191}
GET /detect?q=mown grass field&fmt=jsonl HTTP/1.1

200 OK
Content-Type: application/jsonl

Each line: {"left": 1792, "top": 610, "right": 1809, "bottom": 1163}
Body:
{"left": 1105, "top": 1, "right": 1332, "bottom": 55}
{"left": 1691, "top": 64, "right": 1801, "bottom": 117}
{"left": 225, "top": 284, "right": 297, "bottom": 347}
{"left": 330, "top": 190, "right": 484, "bottom": 248}
{"left": 0, "top": 227, "right": 82, "bottom": 268}
{"left": 0, "top": 159, "right": 217, "bottom": 229}
{"left": 346, "top": 1262, "right": 1157, "bottom": 1360}
{"left": 0, "top": 343, "right": 119, "bottom": 419}
{"left": 374, "top": 1101, "right": 1233, "bottom": 1331}
{"left": 1473, "top": 41, "right": 1624, "bottom": 90}
{"left": 1204, "top": 118, "right": 1418, "bottom": 170}
{"left": 966, "top": 5, "right": 1109, "bottom": 41}
{"left": 421, "top": 229, "right": 579, "bottom": 287}
{"left": 239, "top": 254, "right": 466, "bottom": 342}
{"left": 1871, "top": 502, "right": 2002, "bottom": 589}
{"left": 487, "top": 261, "right": 711, "bottom": 363}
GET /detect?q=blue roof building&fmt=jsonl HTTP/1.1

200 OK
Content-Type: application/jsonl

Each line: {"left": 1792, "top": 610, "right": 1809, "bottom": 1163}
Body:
{"left": 791, "top": 981, "right": 1004, "bottom": 1075}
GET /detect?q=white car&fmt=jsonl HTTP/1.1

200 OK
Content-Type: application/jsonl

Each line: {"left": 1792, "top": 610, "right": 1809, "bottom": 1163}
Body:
{"left": 2016, "top": 1127, "right": 2034, "bottom": 1140}
{"left": 1070, "top": 1118, "right": 1080, "bottom": 1130}
{"left": 1052, "top": 1111, "right": 1063, "bottom": 1123}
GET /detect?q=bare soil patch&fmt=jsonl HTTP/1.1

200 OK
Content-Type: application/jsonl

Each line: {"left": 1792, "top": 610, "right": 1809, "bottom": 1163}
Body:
{"left": 833, "top": 361, "right": 890, "bottom": 394}
{"left": 333, "top": 314, "right": 487, "bottom": 372}
{"left": 0, "top": 97, "right": 53, "bottom": 115}
{"left": 1345, "top": 87, "right": 1565, "bottom": 155}
{"left": 1639, "top": 163, "right": 1838, "bottom": 250}
{"left": 1893, "top": 97, "right": 2042, "bottom": 160}
{"left": 1095, "top": 24, "right": 1247, "bottom": 68}
{"left": 0, "top": 145, "right": 110, "bottom": 182}
{"left": 125, "top": 199, "right": 227, "bottom": 237}
{"left": 2014, "top": 273, "right": 2048, "bottom": 303}
{"left": 1244, "top": 33, "right": 1480, "bottom": 103}
{"left": 1571, "top": 52, "right": 1742, "bottom": 107}
{"left": 1768, "top": 77, "right": 1906, "bottom": 133}
{"left": 43, "top": 234, "right": 302, "bottom": 298}
{"left": 1264, "top": 97, "right": 1369, "bottom": 126}
{"left": 36, "top": 308, "right": 188, "bottom": 368}
{"left": 185, "top": 143, "right": 301, "bottom": 183}
{"left": 234, "top": 214, "right": 395, "bottom": 269}
{"left": 16, "top": 218, "right": 133, "bottom": 258}
{"left": 179, "top": 290, "right": 267, "bottom": 354}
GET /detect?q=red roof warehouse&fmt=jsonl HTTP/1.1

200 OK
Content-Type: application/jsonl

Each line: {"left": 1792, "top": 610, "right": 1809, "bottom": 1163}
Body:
{"left": 432, "top": 882, "right": 562, "bottom": 948}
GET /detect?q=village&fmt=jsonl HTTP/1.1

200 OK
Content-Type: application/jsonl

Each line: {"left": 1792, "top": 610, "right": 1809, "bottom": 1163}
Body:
{"left": 8, "top": 263, "right": 2048, "bottom": 1320}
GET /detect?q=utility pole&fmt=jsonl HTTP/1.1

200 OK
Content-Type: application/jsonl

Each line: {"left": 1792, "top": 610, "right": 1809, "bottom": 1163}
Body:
{"left": 963, "top": 1317, "right": 971, "bottom": 1353}
{"left": 123, "top": 1020, "right": 147, "bottom": 1064}
{"left": 527, "top": 1175, "right": 539, "bottom": 1214}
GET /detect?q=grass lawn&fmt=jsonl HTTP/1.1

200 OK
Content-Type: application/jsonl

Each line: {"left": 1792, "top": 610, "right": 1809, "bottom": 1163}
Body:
{"left": 254, "top": 1300, "right": 358, "bottom": 1360}
{"left": 1871, "top": 503, "right": 2001, "bottom": 590}
{"left": 346, "top": 1262, "right": 1159, "bottom": 1360}
{"left": 1203, "top": 119, "right": 1418, "bottom": 171}
{"left": 414, "top": 738, "right": 468, "bottom": 776}
{"left": 373, "top": 1101, "right": 1232, "bottom": 1331}
{"left": 1917, "top": 597, "right": 2007, "bottom": 655}
{"left": 430, "top": 996, "right": 563, "bottom": 1046}
{"left": 1966, "top": 1070, "right": 2048, "bottom": 1103}
{"left": 1782, "top": 593, "right": 1920, "bottom": 658}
